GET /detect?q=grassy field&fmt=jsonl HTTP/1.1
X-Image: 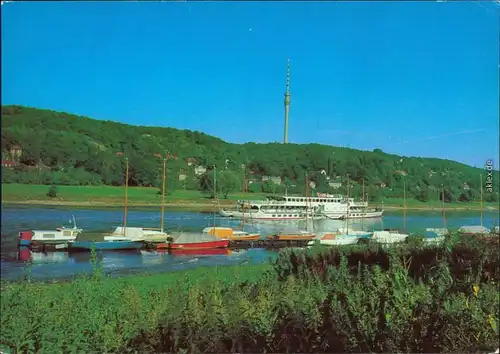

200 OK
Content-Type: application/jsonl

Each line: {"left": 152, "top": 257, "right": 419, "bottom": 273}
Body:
{"left": 1, "top": 183, "right": 498, "bottom": 211}
{"left": 0, "top": 183, "right": 266, "bottom": 207}
{"left": 1, "top": 235, "right": 498, "bottom": 353}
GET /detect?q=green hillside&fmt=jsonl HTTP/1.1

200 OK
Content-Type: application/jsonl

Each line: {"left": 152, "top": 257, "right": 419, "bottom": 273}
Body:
{"left": 1, "top": 105, "right": 498, "bottom": 203}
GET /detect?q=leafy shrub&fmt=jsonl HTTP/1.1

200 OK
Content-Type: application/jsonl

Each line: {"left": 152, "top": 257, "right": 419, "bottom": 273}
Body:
{"left": 46, "top": 185, "right": 57, "bottom": 198}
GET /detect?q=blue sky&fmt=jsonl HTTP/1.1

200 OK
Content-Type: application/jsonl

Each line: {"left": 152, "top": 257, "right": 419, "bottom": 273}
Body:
{"left": 2, "top": 1, "right": 499, "bottom": 168}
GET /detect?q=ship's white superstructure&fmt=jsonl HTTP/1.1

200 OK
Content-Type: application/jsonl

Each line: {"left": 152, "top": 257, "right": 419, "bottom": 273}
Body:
{"left": 219, "top": 194, "right": 383, "bottom": 221}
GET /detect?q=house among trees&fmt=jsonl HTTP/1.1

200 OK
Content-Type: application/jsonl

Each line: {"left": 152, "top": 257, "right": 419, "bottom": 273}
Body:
{"left": 262, "top": 175, "right": 282, "bottom": 185}
{"left": 194, "top": 165, "right": 207, "bottom": 176}
{"left": 1, "top": 160, "right": 17, "bottom": 168}
{"left": 185, "top": 157, "right": 197, "bottom": 166}
{"left": 328, "top": 181, "right": 342, "bottom": 189}
{"left": 10, "top": 145, "right": 22, "bottom": 161}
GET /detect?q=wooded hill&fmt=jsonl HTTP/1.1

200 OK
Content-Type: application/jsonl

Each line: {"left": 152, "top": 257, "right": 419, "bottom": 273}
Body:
{"left": 1, "top": 105, "right": 498, "bottom": 203}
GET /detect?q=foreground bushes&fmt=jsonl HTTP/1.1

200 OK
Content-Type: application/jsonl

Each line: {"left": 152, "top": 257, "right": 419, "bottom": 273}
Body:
{"left": 1, "top": 236, "right": 499, "bottom": 353}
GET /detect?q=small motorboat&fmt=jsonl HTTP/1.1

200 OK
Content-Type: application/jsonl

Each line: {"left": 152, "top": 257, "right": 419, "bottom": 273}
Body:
{"left": 371, "top": 229, "right": 408, "bottom": 244}
{"left": 334, "top": 227, "right": 373, "bottom": 239}
{"left": 68, "top": 236, "right": 144, "bottom": 252}
{"left": 202, "top": 227, "right": 261, "bottom": 241}
{"left": 168, "top": 231, "right": 229, "bottom": 250}
{"left": 309, "top": 232, "right": 361, "bottom": 246}
{"left": 423, "top": 228, "right": 448, "bottom": 244}
{"left": 18, "top": 216, "right": 82, "bottom": 247}
{"left": 458, "top": 225, "right": 491, "bottom": 236}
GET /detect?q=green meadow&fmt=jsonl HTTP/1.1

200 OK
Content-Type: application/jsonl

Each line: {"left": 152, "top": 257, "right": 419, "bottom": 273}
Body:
{"left": 1, "top": 183, "right": 266, "bottom": 206}
{"left": 2, "top": 183, "right": 497, "bottom": 210}
{"left": 1, "top": 235, "right": 499, "bottom": 353}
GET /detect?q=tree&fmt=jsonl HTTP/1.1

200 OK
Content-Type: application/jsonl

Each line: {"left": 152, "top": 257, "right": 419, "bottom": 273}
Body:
{"left": 217, "top": 170, "right": 240, "bottom": 199}
{"left": 47, "top": 185, "right": 57, "bottom": 198}
{"left": 262, "top": 180, "right": 277, "bottom": 194}
{"left": 416, "top": 189, "right": 429, "bottom": 202}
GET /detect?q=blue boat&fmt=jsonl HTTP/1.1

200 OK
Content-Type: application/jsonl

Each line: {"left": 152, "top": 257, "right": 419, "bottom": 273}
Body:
{"left": 68, "top": 239, "right": 144, "bottom": 252}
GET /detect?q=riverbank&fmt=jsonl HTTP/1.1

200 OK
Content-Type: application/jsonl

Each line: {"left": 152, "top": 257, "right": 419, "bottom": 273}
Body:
{"left": 2, "top": 183, "right": 498, "bottom": 212}
{"left": 1, "top": 238, "right": 498, "bottom": 353}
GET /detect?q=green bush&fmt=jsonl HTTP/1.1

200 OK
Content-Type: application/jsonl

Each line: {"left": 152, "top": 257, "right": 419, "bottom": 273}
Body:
{"left": 46, "top": 185, "right": 57, "bottom": 198}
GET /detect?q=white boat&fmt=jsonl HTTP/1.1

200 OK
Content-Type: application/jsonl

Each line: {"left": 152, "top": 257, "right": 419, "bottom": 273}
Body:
{"left": 372, "top": 229, "right": 408, "bottom": 244}
{"left": 110, "top": 226, "right": 169, "bottom": 243}
{"left": 458, "top": 225, "right": 491, "bottom": 236}
{"left": 309, "top": 231, "right": 361, "bottom": 246}
{"left": 219, "top": 193, "right": 378, "bottom": 221}
{"left": 336, "top": 205, "right": 384, "bottom": 219}
{"left": 423, "top": 228, "right": 447, "bottom": 244}
{"left": 18, "top": 216, "right": 82, "bottom": 246}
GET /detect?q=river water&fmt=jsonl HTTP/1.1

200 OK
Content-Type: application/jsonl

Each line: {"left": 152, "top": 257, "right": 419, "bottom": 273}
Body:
{"left": 1, "top": 204, "right": 498, "bottom": 281}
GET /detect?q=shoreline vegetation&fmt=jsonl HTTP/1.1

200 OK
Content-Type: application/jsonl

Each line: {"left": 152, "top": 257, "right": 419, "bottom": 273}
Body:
{"left": 2, "top": 183, "right": 498, "bottom": 212}
{"left": 1, "top": 235, "right": 499, "bottom": 353}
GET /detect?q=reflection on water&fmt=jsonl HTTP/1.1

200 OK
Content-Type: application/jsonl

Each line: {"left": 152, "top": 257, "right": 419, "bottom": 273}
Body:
{"left": 1, "top": 205, "right": 498, "bottom": 281}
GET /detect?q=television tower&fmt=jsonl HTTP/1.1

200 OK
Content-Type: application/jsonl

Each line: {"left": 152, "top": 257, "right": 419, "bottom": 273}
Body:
{"left": 283, "top": 58, "right": 291, "bottom": 144}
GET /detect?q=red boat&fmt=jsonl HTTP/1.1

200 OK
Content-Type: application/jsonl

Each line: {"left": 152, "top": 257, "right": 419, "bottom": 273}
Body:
{"left": 168, "top": 231, "right": 229, "bottom": 250}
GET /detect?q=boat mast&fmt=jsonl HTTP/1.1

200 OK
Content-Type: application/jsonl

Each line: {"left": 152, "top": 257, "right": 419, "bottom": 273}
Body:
{"left": 213, "top": 165, "right": 217, "bottom": 229}
{"left": 123, "top": 157, "right": 129, "bottom": 236}
{"left": 160, "top": 155, "right": 167, "bottom": 233}
{"left": 441, "top": 184, "right": 447, "bottom": 229}
{"left": 480, "top": 174, "right": 483, "bottom": 227}
{"left": 361, "top": 178, "right": 365, "bottom": 230}
{"left": 242, "top": 166, "right": 245, "bottom": 228}
{"left": 403, "top": 180, "right": 407, "bottom": 231}
{"left": 345, "top": 174, "right": 350, "bottom": 234}
{"left": 304, "top": 172, "right": 309, "bottom": 225}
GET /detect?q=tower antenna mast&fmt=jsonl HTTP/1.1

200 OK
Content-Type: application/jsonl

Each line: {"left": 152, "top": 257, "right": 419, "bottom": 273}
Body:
{"left": 283, "top": 58, "right": 291, "bottom": 144}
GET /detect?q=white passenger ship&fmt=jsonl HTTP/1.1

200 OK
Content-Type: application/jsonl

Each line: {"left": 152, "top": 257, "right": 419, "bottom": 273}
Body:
{"left": 219, "top": 193, "right": 383, "bottom": 221}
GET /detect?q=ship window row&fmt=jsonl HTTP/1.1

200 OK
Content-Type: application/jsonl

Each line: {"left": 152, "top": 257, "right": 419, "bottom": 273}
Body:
{"left": 285, "top": 198, "right": 343, "bottom": 203}
{"left": 272, "top": 215, "right": 299, "bottom": 218}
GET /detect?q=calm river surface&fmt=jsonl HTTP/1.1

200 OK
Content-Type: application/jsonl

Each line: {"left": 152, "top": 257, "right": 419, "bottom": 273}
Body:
{"left": 1, "top": 204, "right": 498, "bottom": 281}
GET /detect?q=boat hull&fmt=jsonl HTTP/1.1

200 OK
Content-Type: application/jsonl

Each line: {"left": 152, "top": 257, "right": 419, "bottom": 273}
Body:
{"left": 319, "top": 237, "right": 360, "bottom": 246}
{"left": 266, "top": 235, "right": 316, "bottom": 241}
{"left": 68, "top": 241, "right": 144, "bottom": 251}
{"left": 169, "top": 240, "right": 229, "bottom": 250}
{"left": 169, "top": 248, "right": 232, "bottom": 256}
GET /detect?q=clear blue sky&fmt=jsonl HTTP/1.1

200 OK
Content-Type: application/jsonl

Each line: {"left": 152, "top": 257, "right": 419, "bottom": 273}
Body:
{"left": 2, "top": 1, "right": 499, "bottom": 168}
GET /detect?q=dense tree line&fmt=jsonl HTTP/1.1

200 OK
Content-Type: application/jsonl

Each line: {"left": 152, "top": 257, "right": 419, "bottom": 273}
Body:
{"left": 1, "top": 105, "right": 498, "bottom": 203}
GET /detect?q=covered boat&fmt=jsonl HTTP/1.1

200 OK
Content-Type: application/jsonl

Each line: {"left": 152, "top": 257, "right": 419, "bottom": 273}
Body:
{"left": 309, "top": 232, "right": 361, "bottom": 246}
{"left": 424, "top": 228, "right": 448, "bottom": 244}
{"left": 333, "top": 227, "right": 372, "bottom": 239}
{"left": 202, "top": 227, "right": 261, "bottom": 241}
{"left": 111, "top": 226, "right": 169, "bottom": 243}
{"left": 68, "top": 236, "right": 144, "bottom": 252}
{"left": 372, "top": 229, "right": 408, "bottom": 244}
{"left": 266, "top": 229, "right": 316, "bottom": 241}
{"left": 458, "top": 225, "right": 491, "bottom": 236}
{"left": 168, "top": 231, "right": 229, "bottom": 250}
